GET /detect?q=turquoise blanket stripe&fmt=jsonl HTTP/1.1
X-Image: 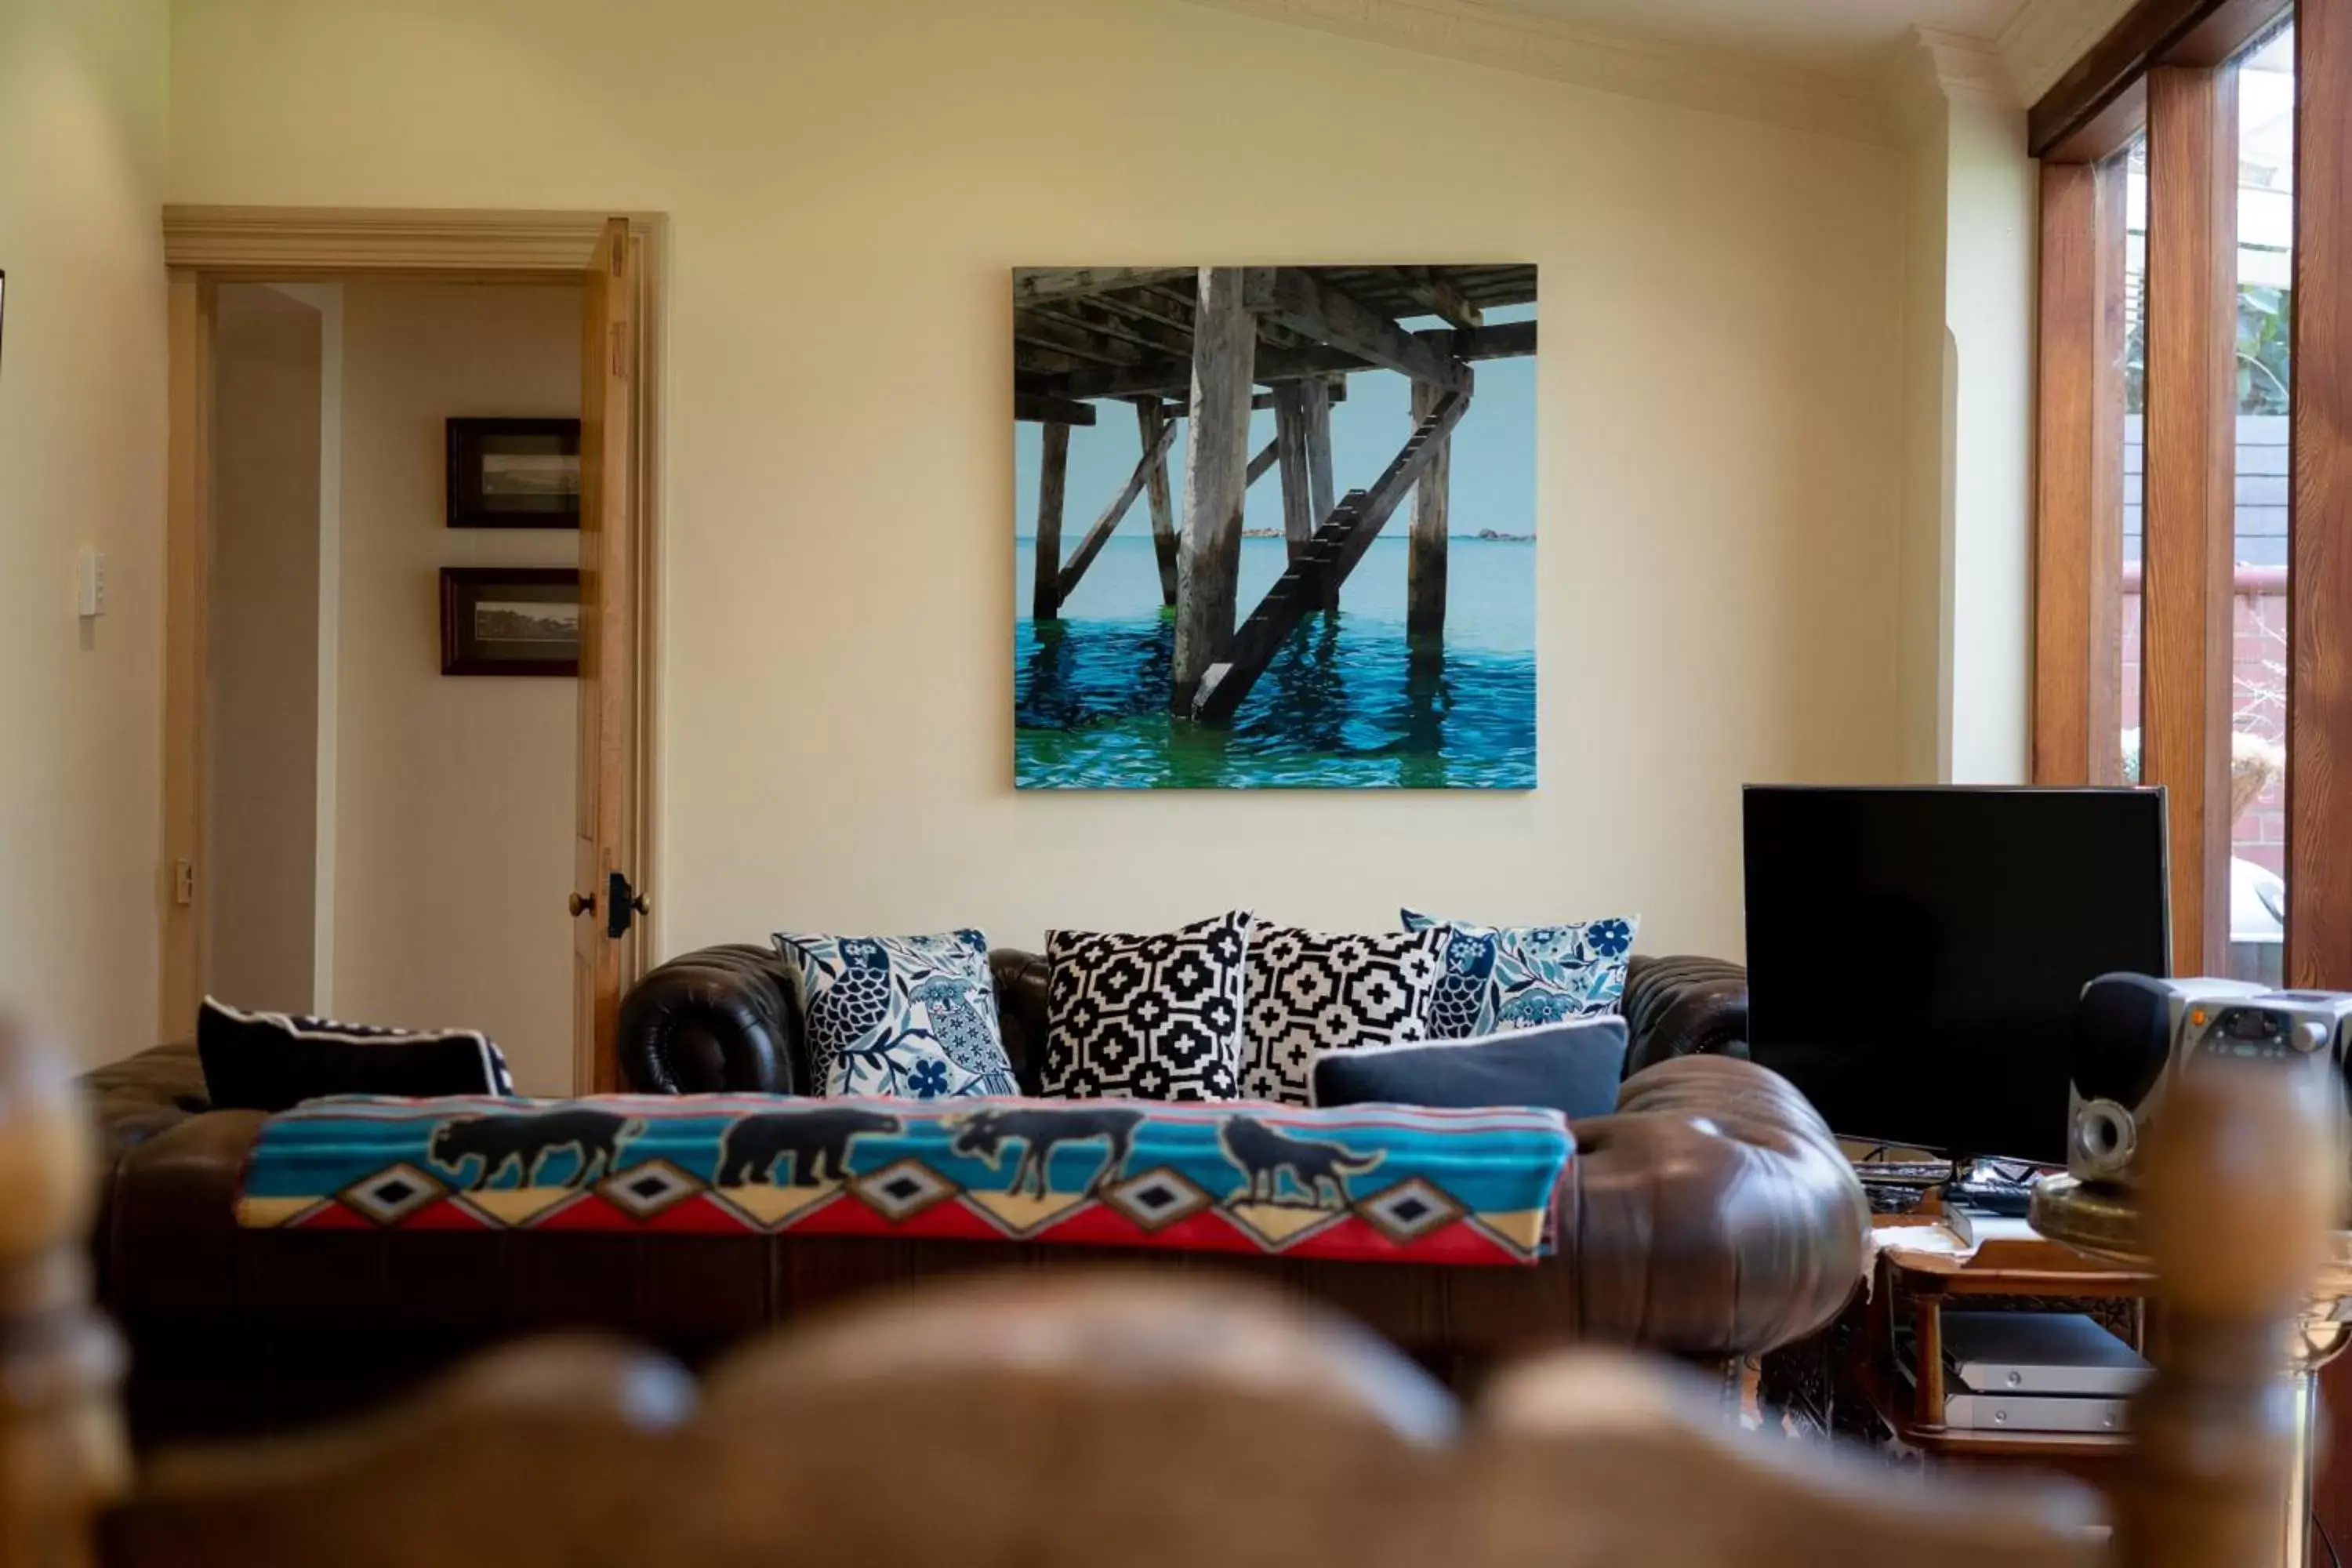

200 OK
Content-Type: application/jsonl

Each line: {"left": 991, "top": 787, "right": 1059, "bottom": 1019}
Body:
{"left": 244, "top": 1095, "right": 1572, "bottom": 1224}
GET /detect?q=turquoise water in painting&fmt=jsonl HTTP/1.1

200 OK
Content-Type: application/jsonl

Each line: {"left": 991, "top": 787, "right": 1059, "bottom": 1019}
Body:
{"left": 1014, "top": 535, "right": 1535, "bottom": 789}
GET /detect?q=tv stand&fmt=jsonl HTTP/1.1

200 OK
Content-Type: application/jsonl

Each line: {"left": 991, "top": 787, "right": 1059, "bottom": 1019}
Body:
{"left": 1823, "top": 1194, "right": 2151, "bottom": 1478}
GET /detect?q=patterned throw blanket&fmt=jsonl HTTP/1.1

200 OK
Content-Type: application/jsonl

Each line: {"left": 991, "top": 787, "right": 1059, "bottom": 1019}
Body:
{"left": 238, "top": 1095, "right": 1573, "bottom": 1265}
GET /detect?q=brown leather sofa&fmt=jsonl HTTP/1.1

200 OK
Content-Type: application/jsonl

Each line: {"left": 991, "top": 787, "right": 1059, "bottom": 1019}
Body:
{"left": 85, "top": 951, "right": 1860, "bottom": 1446}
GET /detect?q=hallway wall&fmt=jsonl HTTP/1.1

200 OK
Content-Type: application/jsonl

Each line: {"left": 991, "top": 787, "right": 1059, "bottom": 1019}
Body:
{"left": 329, "top": 282, "right": 580, "bottom": 1092}
{"left": 207, "top": 284, "right": 324, "bottom": 1014}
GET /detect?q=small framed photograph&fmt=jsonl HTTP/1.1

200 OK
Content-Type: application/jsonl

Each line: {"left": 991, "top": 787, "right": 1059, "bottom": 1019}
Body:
{"left": 440, "top": 568, "right": 581, "bottom": 677}
{"left": 446, "top": 417, "right": 580, "bottom": 528}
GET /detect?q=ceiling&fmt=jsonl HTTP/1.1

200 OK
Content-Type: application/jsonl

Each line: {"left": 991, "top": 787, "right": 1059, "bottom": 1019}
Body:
{"left": 1480, "top": 0, "right": 2031, "bottom": 80}
{"left": 1181, "top": 0, "right": 2138, "bottom": 142}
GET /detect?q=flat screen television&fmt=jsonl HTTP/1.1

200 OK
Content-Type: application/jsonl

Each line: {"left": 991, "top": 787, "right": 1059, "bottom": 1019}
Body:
{"left": 1742, "top": 786, "right": 2170, "bottom": 1167}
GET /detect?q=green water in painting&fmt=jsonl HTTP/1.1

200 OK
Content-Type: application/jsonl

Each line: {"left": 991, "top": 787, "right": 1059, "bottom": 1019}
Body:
{"left": 1014, "top": 535, "right": 1536, "bottom": 789}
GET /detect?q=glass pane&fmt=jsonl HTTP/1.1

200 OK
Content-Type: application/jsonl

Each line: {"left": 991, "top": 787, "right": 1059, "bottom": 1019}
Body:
{"left": 2118, "top": 136, "right": 2147, "bottom": 791}
{"left": 2230, "top": 23, "right": 2293, "bottom": 985}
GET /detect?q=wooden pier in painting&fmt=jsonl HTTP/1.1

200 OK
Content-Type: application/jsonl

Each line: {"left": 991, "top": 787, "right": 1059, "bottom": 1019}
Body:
{"left": 1015, "top": 264, "right": 1538, "bottom": 724}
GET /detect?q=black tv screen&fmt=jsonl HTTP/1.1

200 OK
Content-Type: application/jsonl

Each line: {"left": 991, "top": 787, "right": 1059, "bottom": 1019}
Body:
{"left": 1742, "top": 786, "right": 2169, "bottom": 1167}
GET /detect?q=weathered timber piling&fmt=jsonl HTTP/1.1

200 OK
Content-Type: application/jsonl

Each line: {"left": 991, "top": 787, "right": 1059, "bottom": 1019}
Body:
{"left": 1408, "top": 377, "right": 1452, "bottom": 651}
{"left": 1135, "top": 398, "right": 1178, "bottom": 607}
{"left": 1031, "top": 420, "right": 1069, "bottom": 622}
{"left": 1171, "top": 267, "right": 1256, "bottom": 714}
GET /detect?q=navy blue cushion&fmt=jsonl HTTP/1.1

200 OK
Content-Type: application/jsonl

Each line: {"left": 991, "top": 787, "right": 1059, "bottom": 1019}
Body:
{"left": 1308, "top": 1016, "right": 1628, "bottom": 1121}
{"left": 198, "top": 999, "right": 514, "bottom": 1112}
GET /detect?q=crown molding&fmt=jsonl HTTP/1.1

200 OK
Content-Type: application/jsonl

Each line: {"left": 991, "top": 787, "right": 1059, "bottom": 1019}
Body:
{"left": 1173, "top": 0, "right": 1896, "bottom": 146}
{"left": 1885, "top": 24, "right": 2019, "bottom": 142}
{"left": 1994, "top": 0, "right": 2143, "bottom": 103}
{"left": 1914, "top": 27, "right": 2016, "bottom": 100}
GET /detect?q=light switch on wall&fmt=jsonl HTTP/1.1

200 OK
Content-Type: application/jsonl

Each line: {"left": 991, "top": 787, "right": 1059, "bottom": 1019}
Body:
{"left": 74, "top": 546, "right": 105, "bottom": 619}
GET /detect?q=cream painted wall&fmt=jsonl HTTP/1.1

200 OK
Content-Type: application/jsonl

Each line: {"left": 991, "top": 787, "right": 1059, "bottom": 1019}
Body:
{"left": 0, "top": 0, "right": 168, "bottom": 1062}
{"left": 167, "top": 0, "right": 1909, "bottom": 965}
{"left": 207, "top": 284, "right": 323, "bottom": 1014}
{"left": 1890, "top": 35, "right": 2038, "bottom": 788}
{"left": 1941, "top": 90, "right": 2036, "bottom": 785}
{"left": 1898, "top": 111, "right": 1955, "bottom": 783}
{"left": 331, "top": 283, "right": 580, "bottom": 1093}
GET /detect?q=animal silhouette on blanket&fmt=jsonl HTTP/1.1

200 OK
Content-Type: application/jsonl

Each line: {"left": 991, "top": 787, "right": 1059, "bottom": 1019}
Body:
{"left": 717, "top": 1107, "right": 902, "bottom": 1186}
{"left": 946, "top": 1105, "right": 1145, "bottom": 1198}
{"left": 1219, "top": 1116, "right": 1384, "bottom": 1209}
{"left": 428, "top": 1108, "right": 642, "bottom": 1190}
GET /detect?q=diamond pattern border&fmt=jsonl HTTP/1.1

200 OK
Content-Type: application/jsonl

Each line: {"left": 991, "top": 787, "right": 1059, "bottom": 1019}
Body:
{"left": 851, "top": 1158, "right": 959, "bottom": 1221}
{"left": 598, "top": 1159, "right": 704, "bottom": 1220}
{"left": 337, "top": 1162, "right": 448, "bottom": 1227}
{"left": 1101, "top": 1166, "right": 1213, "bottom": 1232}
{"left": 1354, "top": 1176, "right": 1464, "bottom": 1246}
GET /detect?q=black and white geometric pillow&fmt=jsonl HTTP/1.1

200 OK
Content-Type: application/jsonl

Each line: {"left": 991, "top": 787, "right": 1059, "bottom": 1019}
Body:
{"left": 198, "top": 999, "right": 516, "bottom": 1112}
{"left": 1240, "top": 924, "right": 1447, "bottom": 1103}
{"left": 1042, "top": 911, "right": 1251, "bottom": 1102}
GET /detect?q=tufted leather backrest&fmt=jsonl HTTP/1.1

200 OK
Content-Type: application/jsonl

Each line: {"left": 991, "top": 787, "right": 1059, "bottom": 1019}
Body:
{"left": 1615, "top": 955, "right": 1749, "bottom": 1076}
{"left": 988, "top": 949, "right": 1051, "bottom": 1093}
{"left": 616, "top": 945, "right": 803, "bottom": 1094}
{"left": 616, "top": 946, "right": 1056, "bottom": 1098}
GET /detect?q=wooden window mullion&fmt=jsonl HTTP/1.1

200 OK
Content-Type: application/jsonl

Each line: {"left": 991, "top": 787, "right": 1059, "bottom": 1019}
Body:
{"left": 2290, "top": 0, "right": 2350, "bottom": 988}
{"left": 2034, "top": 159, "right": 2131, "bottom": 786}
{"left": 2140, "top": 62, "right": 2240, "bottom": 978}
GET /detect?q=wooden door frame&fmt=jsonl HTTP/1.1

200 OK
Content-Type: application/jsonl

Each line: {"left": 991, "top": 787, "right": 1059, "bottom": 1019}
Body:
{"left": 159, "top": 207, "right": 666, "bottom": 1069}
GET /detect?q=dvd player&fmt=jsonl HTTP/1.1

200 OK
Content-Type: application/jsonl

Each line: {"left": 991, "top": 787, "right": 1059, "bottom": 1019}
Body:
{"left": 1894, "top": 1311, "right": 2149, "bottom": 1433}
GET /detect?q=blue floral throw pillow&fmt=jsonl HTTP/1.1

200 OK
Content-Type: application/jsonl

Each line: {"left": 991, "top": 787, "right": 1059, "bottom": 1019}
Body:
{"left": 1400, "top": 909, "right": 1640, "bottom": 1039}
{"left": 771, "top": 929, "right": 1020, "bottom": 1100}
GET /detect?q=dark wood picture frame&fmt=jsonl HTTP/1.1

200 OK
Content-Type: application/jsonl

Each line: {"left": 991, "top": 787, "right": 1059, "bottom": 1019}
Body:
{"left": 440, "top": 567, "right": 580, "bottom": 677}
{"left": 445, "top": 416, "right": 580, "bottom": 528}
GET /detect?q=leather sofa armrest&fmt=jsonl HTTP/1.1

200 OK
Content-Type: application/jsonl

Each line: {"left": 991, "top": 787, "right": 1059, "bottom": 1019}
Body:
{"left": 1621, "top": 953, "right": 1749, "bottom": 1077}
{"left": 82, "top": 1041, "right": 212, "bottom": 1171}
{"left": 618, "top": 945, "right": 801, "bottom": 1094}
{"left": 1564, "top": 1054, "right": 1867, "bottom": 1356}
{"left": 100, "top": 1107, "right": 265, "bottom": 1315}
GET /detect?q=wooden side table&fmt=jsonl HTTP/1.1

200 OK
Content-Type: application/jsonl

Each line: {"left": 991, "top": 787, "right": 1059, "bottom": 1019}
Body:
{"left": 1855, "top": 1209, "right": 2154, "bottom": 1481}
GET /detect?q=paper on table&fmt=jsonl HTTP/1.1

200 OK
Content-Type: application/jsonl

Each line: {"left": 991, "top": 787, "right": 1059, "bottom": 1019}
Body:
{"left": 1863, "top": 1210, "right": 2046, "bottom": 1295}
{"left": 1862, "top": 1217, "right": 1976, "bottom": 1297}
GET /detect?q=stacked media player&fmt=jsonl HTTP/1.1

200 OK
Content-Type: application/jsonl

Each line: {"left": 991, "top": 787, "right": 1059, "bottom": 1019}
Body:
{"left": 1897, "top": 1311, "right": 2150, "bottom": 1433}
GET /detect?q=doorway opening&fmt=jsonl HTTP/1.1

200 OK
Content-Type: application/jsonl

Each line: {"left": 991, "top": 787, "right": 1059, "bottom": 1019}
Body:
{"left": 163, "top": 212, "right": 661, "bottom": 1094}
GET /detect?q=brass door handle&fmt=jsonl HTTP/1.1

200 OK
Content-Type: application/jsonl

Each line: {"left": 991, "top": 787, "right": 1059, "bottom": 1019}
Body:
{"left": 568, "top": 891, "right": 594, "bottom": 918}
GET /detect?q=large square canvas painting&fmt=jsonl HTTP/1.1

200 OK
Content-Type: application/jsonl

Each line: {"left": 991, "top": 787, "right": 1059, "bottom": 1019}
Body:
{"left": 1014, "top": 266, "right": 1536, "bottom": 789}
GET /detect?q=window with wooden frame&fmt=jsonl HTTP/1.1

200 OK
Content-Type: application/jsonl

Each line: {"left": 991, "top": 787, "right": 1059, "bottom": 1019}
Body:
{"left": 2032, "top": 0, "right": 2343, "bottom": 995}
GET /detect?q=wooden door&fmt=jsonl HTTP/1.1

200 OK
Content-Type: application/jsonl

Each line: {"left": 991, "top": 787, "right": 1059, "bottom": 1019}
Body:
{"left": 572, "top": 218, "right": 641, "bottom": 1094}
{"left": 161, "top": 272, "right": 216, "bottom": 1041}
